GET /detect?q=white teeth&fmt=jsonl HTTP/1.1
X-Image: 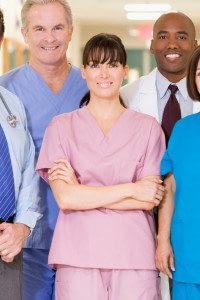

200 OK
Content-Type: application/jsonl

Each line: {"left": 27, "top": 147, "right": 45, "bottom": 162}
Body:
{"left": 98, "top": 82, "right": 112, "bottom": 88}
{"left": 43, "top": 47, "right": 57, "bottom": 51}
{"left": 166, "top": 53, "right": 180, "bottom": 59}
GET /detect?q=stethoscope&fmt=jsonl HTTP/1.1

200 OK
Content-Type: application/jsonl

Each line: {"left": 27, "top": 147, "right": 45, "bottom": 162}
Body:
{"left": 0, "top": 91, "right": 18, "bottom": 128}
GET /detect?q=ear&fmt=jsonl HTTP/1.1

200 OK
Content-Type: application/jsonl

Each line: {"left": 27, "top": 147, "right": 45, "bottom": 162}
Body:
{"left": 123, "top": 65, "right": 129, "bottom": 80}
{"left": 194, "top": 39, "right": 198, "bottom": 48}
{"left": 21, "top": 27, "right": 28, "bottom": 44}
{"left": 68, "top": 26, "right": 73, "bottom": 42}
{"left": 81, "top": 65, "right": 86, "bottom": 79}
{"left": 150, "top": 39, "right": 154, "bottom": 54}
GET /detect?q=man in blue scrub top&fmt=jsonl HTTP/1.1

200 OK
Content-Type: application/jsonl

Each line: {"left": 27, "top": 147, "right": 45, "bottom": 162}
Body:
{"left": 0, "top": 1, "right": 88, "bottom": 299}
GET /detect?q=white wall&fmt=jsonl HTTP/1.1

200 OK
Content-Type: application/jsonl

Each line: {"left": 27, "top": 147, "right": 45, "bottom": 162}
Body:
{"left": 0, "top": 0, "right": 24, "bottom": 73}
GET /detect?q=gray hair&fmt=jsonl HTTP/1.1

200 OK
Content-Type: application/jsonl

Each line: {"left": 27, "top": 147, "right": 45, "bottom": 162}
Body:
{"left": 21, "top": 0, "right": 73, "bottom": 30}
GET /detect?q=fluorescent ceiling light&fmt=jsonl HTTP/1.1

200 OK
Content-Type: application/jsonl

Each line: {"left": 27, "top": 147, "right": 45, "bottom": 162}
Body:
{"left": 124, "top": 3, "right": 171, "bottom": 12}
{"left": 127, "top": 12, "right": 162, "bottom": 20}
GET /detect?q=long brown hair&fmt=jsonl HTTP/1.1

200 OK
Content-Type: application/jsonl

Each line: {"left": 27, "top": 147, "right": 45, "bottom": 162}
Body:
{"left": 187, "top": 45, "right": 200, "bottom": 101}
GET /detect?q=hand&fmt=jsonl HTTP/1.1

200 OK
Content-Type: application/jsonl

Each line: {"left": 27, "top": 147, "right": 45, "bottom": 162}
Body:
{"left": 0, "top": 223, "right": 30, "bottom": 263}
{"left": 155, "top": 238, "right": 175, "bottom": 278}
{"left": 142, "top": 201, "right": 156, "bottom": 210}
{"left": 132, "top": 177, "right": 164, "bottom": 205}
{"left": 48, "top": 159, "right": 79, "bottom": 185}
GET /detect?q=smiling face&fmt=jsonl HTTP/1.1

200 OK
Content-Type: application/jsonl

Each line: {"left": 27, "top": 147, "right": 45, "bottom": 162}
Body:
{"left": 150, "top": 13, "right": 197, "bottom": 82}
{"left": 82, "top": 59, "right": 128, "bottom": 101}
{"left": 22, "top": 2, "right": 73, "bottom": 68}
{"left": 81, "top": 34, "right": 128, "bottom": 102}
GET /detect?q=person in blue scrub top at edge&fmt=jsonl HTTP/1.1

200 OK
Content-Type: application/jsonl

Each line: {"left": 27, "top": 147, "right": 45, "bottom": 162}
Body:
{"left": 0, "top": 1, "right": 88, "bottom": 299}
{"left": 0, "top": 8, "right": 41, "bottom": 300}
{"left": 156, "top": 45, "right": 200, "bottom": 300}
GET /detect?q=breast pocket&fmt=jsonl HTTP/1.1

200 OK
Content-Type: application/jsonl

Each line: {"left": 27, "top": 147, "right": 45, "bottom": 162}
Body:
{"left": 119, "top": 159, "right": 144, "bottom": 183}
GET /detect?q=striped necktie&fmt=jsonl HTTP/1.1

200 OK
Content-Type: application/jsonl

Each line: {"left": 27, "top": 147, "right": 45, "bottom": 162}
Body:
{"left": 0, "top": 124, "right": 15, "bottom": 221}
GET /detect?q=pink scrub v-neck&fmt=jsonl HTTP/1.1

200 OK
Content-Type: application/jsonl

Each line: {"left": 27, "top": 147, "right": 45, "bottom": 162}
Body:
{"left": 36, "top": 107, "right": 165, "bottom": 270}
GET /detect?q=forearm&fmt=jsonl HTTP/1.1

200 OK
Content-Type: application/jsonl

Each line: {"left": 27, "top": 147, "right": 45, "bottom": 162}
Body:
{"left": 104, "top": 198, "right": 155, "bottom": 210}
{"left": 49, "top": 171, "right": 163, "bottom": 210}
{"left": 50, "top": 180, "right": 134, "bottom": 210}
{"left": 157, "top": 173, "right": 175, "bottom": 242}
{"left": 17, "top": 132, "right": 42, "bottom": 229}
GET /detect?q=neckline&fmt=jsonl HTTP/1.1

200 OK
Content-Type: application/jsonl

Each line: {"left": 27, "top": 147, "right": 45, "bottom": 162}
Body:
{"left": 83, "top": 106, "right": 129, "bottom": 139}
{"left": 26, "top": 63, "right": 73, "bottom": 96}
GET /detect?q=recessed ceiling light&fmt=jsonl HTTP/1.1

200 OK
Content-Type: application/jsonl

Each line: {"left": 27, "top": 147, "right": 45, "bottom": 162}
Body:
{"left": 124, "top": 3, "right": 171, "bottom": 12}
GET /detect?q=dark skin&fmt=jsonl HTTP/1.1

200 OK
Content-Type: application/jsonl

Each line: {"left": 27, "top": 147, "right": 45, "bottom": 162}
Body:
{"left": 150, "top": 12, "right": 197, "bottom": 83}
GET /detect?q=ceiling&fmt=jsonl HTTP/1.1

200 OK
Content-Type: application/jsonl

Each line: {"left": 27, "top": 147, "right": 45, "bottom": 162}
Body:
{"left": 69, "top": 0, "right": 200, "bottom": 26}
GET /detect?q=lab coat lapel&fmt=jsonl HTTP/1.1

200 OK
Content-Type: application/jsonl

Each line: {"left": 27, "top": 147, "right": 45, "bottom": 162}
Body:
{"left": 192, "top": 101, "right": 200, "bottom": 113}
{"left": 138, "top": 69, "right": 160, "bottom": 122}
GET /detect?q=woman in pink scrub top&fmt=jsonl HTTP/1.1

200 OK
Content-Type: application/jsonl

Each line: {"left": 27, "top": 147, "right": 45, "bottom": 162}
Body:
{"left": 37, "top": 33, "right": 165, "bottom": 300}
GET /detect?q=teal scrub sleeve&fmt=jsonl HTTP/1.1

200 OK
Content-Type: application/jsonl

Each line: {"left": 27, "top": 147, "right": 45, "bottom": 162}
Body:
{"left": 160, "top": 150, "right": 173, "bottom": 176}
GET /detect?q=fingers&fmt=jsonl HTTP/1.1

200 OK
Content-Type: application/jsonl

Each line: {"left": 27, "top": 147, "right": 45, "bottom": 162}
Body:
{"left": 141, "top": 176, "right": 163, "bottom": 184}
{"left": 154, "top": 183, "right": 165, "bottom": 203}
{"left": 49, "top": 174, "right": 75, "bottom": 184}
{"left": 1, "top": 255, "right": 14, "bottom": 263}
{"left": 156, "top": 244, "right": 174, "bottom": 279}
{"left": 48, "top": 162, "right": 78, "bottom": 184}
{"left": 48, "top": 164, "right": 72, "bottom": 175}
{"left": 169, "top": 253, "right": 175, "bottom": 272}
{"left": 1, "top": 248, "right": 19, "bottom": 262}
{"left": 134, "top": 179, "right": 165, "bottom": 204}
{"left": 156, "top": 254, "right": 172, "bottom": 278}
{"left": 48, "top": 160, "right": 75, "bottom": 177}
{"left": 162, "top": 261, "right": 173, "bottom": 279}
{"left": 0, "top": 222, "right": 9, "bottom": 231}
{"left": 0, "top": 246, "right": 19, "bottom": 262}
{"left": 54, "top": 158, "right": 73, "bottom": 169}
{"left": 49, "top": 168, "right": 73, "bottom": 178}
{"left": 1, "top": 248, "right": 9, "bottom": 256}
{"left": 0, "top": 224, "right": 26, "bottom": 263}
{"left": 49, "top": 159, "right": 73, "bottom": 174}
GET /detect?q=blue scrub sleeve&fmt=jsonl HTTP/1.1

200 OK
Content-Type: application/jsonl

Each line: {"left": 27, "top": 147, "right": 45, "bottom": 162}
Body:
{"left": 160, "top": 150, "right": 173, "bottom": 176}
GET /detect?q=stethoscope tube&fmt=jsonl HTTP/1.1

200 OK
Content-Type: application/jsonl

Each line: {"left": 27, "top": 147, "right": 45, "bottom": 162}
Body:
{"left": 0, "top": 91, "right": 17, "bottom": 128}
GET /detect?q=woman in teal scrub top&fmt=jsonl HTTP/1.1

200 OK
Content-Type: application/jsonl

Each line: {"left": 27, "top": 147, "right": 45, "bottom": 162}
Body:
{"left": 156, "top": 45, "right": 200, "bottom": 300}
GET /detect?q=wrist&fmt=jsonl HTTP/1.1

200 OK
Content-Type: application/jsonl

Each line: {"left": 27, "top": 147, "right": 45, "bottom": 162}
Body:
{"left": 157, "top": 233, "right": 170, "bottom": 243}
{"left": 15, "top": 223, "right": 31, "bottom": 238}
{"left": 23, "top": 225, "right": 32, "bottom": 238}
{"left": 121, "top": 183, "right": 134, "bottom": 199}
{"left": 128, "top": 183, "right": 138, "bottom": 199}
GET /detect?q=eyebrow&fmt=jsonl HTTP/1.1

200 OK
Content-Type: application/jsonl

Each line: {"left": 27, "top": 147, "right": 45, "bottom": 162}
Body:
{"left": 156, "top": 30, "right": 168, "bottom": 35}
{"left": 156, "top": 30, "right": 189, "bottom": 36}
{"left": 176, "top": 31, "right": 189, "bottom": 36}
{"left": 32, "top": 23, "right": 64, "bottom": 29}
{"left": 54, "top": 24, "right": 64, "bottom": 27}
{"left": 33, "top": 25, "right": 43, "bottom": 29}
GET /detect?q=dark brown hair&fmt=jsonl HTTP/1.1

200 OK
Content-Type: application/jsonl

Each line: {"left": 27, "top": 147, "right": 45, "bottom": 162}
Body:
{"left": 0, "top": 9, "right": 5, "bottom": 39}
{"left": 187, "top": 45, "right": 200, "bottom": 101}
{"left": 80, "top": 33, "right": 127, "bottom": 108}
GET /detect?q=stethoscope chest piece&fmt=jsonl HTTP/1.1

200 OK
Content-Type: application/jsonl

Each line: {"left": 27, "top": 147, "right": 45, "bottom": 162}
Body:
{"left": 7, "top": 114, "right": 17, "bottom": 128}
{"left": 0, "top": 91, "right": 18, "bottom": 128}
